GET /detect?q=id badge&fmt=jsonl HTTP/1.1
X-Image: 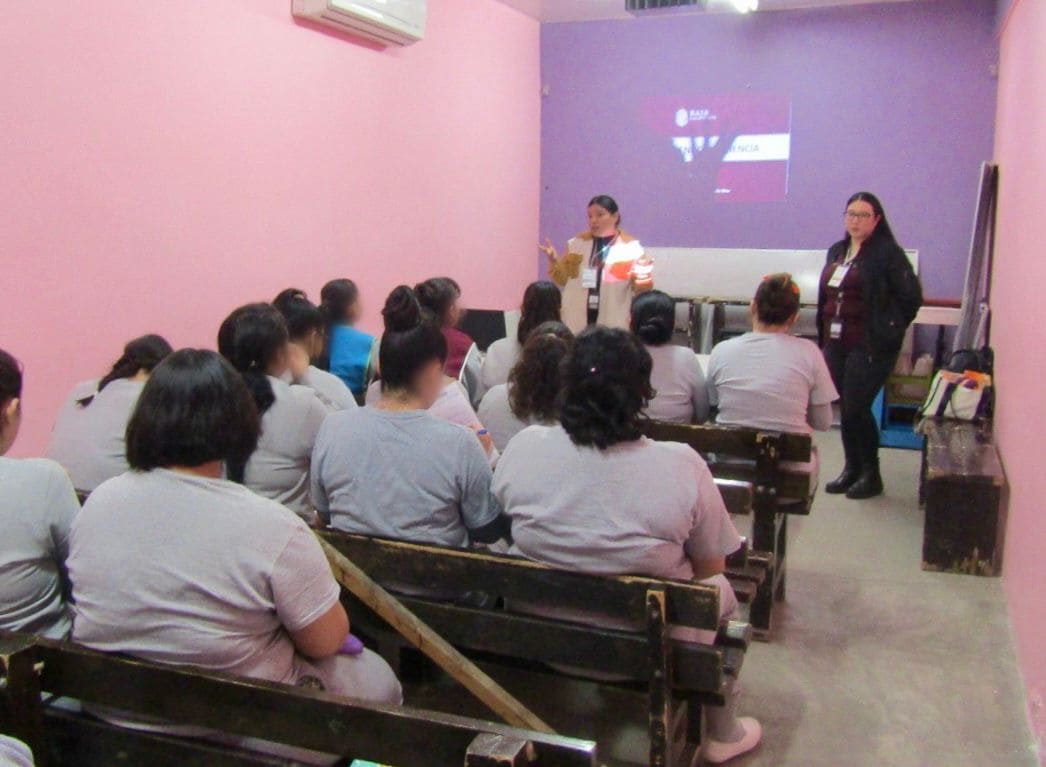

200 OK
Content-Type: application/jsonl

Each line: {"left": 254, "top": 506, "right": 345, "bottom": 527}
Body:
{"left": 829, "top": 320, "right": 843, "bottom": 340}
{"left": 827, "top": 264, "right": 850, "bottom": 289}
{"left": 581, "top": 267, "right": 599, "bottom": 289}
{"left": 588, "top": 292, "right": 600, "bottom": 310}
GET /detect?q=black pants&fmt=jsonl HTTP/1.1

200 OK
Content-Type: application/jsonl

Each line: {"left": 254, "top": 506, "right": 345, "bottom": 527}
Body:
{"left": 823, "top": 343, "right": 897, "bottom": 472}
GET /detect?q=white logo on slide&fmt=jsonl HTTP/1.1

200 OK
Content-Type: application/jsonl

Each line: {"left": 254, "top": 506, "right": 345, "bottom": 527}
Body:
{"left": 675, "top": 109, "right": 689, "bottom": 128}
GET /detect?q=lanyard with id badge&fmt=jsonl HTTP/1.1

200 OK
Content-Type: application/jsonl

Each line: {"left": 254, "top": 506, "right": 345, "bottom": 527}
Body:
{"left": 827, "top": 251, "right": 857, "bottom": 340}
{"left": 586, "top": 236, "right": 616, "bottom": 314}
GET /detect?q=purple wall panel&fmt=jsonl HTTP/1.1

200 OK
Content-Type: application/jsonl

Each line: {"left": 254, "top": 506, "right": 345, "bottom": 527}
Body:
{"left": 539, "top": 0, "right": 998, "bottom": 299}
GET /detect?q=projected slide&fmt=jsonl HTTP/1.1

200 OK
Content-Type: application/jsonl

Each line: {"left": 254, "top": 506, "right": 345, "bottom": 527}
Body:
{"left": 642, "top": 93, "right": 792, "bottom": 202}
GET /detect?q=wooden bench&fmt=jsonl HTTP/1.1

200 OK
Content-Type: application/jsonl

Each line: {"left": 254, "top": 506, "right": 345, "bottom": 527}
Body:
{"left": 643, "top": 420, "right": 815, "bottom": 639}
{"left": 318, "top": 530, "right": 753, "bottom": 767}
{"left": 0, "top": 631, "right": 597, "bottom": 767}
{"left": 713, "top": 478, "right": 774, "bottom": 605}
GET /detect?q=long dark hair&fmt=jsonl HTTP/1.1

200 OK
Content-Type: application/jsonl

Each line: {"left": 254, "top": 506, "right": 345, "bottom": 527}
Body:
{"left": 516, "top": 281, "right": 562, "bottom": 344}
{"left": 630, "top": 290, "right": 675, "bottom": 347}
{"left": 126, "top": 349, "right": 260, "bottom": 473}
{"left": 317, "top": 279, "right": 360, "bottom": 370}
{"left": 845, "top": 191, "right": 899, "bottom": 247}
{"left": 217, "top": 304, "right": 288, "bottom": 483}
{"left": 414, "top": 277, "right": 461, "bottom": 328}
{"left": 77, "top": 335, "right": 173, "bottom": 407}
{"left": 508, "top": 322, "right": 573, "bottom": 422}
{"left": 560, "top": 327, "right": 653, "bottom": 449}
{"left": 379, "top": 286, "right": 448, "bottom": 393}
{"left": 217, "top": 303, "right": 288, "bottom": 417}
{"left": 0, "top": 349, "right": 23, "bottom": 432}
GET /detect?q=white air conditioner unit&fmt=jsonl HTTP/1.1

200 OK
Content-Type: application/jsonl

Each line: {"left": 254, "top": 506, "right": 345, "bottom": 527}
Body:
{"left": 292, "top": 0, "right": 427, "bottom": 46}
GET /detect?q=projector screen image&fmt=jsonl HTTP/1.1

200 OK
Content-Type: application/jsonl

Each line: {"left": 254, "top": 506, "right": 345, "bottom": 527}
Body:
{"left": 642, "top": 93, "right": 792, "bottom": 203}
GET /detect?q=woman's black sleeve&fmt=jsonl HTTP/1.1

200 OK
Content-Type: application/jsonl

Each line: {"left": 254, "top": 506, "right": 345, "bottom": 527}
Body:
{"left": 887, "top": 245, "right": 924, "bottom": 325}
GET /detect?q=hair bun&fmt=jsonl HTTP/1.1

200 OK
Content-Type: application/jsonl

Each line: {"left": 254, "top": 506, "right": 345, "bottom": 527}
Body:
{"left": 382, "top": 286, "right": 422, "bottom": 332}
{"left": 639, "top": 316, "right": 669, "bottom": 335}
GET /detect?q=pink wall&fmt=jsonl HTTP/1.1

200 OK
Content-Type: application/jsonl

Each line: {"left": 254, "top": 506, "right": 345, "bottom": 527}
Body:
{"left": 993, "top": 0, "right": 1046, "bottom": 760}
{"left": 0, "top": 0, "right": 540, "bottom": 457}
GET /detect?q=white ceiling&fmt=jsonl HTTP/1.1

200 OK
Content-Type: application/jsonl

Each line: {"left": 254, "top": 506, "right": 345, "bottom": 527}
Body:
{"left": 495, "top": 0, "right": 917, "bottom": 23}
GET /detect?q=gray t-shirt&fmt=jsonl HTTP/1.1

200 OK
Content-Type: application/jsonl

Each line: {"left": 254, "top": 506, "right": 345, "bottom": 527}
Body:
{"left": 643, "top": 344, "right": 711, "bottom": 425}
{"left": 69, "top": 469, "right": 340, "bottom": 688}
{"left": 493, "top": 425, "right": 740, "bottom": 581}
{"left": 311, "top": 408, "right": 501, "bottom": 547}
{"left": 707, "top": 332, "right": 838, "bottom": 435}
{"left": 480, "top": 337, "right": 521, "bottom": 392}
{"left": 244, "top": 376, "right": 329, "bottom": 524}
{"left": 297, "top": 366, "right": 358, "bottom": 413}
{"left": 0, "top": 735, "right": 34, "bottom": 767}
{"left": 477, "top": 384, "right": 550, "bottom": 452}
{"left": 0, "top": 457, "right": 79, "bottom": 638}
{"left": 46, "top": 378, "right": 144, "bottom": 493}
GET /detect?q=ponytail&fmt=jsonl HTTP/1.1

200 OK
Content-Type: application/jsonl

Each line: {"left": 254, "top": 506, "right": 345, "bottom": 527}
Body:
{"left": 78, "top": 334, "right": 173, "bottom": 407}
{"left": 217, "top": 304, "right": 289, "bottom": 480}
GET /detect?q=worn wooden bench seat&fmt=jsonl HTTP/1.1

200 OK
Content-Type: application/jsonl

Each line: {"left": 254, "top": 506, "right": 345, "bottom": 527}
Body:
{"left": 0, "top": 632, "right": 597, "bottom": 767}
{"left": 643, "top": 420, "right": 816, "bottom": 639}
{"left": 319, "top": 530, "right": 752, "bottom": 767}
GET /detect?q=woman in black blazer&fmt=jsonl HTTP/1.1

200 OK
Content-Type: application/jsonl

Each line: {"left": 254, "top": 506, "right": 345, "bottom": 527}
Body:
{"left": 816, "top": 192, "right": 922, "bottom": 499}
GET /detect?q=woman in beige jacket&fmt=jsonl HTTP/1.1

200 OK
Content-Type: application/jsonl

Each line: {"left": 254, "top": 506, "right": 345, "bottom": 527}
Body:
{"left": 539, "top": 195, "right": 653, "bottom": 333}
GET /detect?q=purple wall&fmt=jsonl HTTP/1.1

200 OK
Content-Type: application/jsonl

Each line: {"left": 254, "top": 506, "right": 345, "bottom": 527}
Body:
{"left": 539, "top": 0, "right": 998, "bottom": 300}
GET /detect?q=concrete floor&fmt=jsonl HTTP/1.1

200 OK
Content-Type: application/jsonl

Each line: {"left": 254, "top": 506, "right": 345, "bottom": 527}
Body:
{"left": 403, "top": 432, "right": 1039, "bottom": 766}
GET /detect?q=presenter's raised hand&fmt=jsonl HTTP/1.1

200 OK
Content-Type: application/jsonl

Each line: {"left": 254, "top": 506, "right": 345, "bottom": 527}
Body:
{"left": 538, "top": 239, "right": 559, "bottom": 264}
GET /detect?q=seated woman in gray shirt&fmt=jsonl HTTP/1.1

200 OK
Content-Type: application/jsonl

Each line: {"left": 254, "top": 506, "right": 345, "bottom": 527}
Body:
{"left": 312, "top": 286, "right": 508, "bottom": 547}
{"left": 0, "top": 348, "right": 79, "bottom": 639}
{"left": 631, "top": 291, "right": 710, "bottom": 425}
{"left": 46, "top": 334, "right": 172, "bottom": 495}
{"left": 493, "top": 328, "right": 760, "bottom": 765}
{"left": 478, "top": 321, "right": 573, "bottom": 452}
{"left": 706, "top": 274, "right": 839, "bottom": 484}
{"left": 219, "top": 304, "right": 330, "bottom": 525}
{"left": 68, "top": 349, "right": 399, "bottom": 749}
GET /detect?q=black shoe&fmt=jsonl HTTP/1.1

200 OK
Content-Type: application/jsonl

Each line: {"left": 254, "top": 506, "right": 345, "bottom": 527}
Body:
{"left": 846, "top": 470, "right": 884, "bottom": 499}
{"left": 825, "top": 465, "right": 861, "bottom": 494}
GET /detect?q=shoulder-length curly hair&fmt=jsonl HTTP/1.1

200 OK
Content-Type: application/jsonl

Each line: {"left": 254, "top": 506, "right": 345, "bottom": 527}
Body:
{"left": 559, "top": 326, "right": 654, "bottom": 449}
{"left": 508, "top": 321, "right": 573, "bottom": 422}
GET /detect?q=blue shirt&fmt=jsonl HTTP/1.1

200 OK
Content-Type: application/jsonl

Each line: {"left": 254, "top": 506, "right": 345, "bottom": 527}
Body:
{"left": 328, "top": 324, "right": 375, "bottom": 396}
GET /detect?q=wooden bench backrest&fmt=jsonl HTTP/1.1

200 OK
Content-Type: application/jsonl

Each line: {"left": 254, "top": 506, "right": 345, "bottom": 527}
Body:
{"left": 0, "top": 633, "right": 597, "bottom": 767}
{"left": 644, "top": 420, "right": 814, "bottom": 502}
{"left": 318, "top": 533, "right": 729, "bottom": 697}
{"left": 642, "top": 420, "right": 812, "bottom": 462}
{"left": 319, "top": 531, "right": 720, "bottom": 630}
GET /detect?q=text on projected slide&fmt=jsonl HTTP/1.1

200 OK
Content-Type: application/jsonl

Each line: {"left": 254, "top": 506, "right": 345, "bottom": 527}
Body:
{"left": 641, "top": 93, "right": 792, "bottom": 203}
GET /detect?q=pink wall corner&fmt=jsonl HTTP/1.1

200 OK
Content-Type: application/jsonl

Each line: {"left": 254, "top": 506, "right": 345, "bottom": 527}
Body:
{"left": 993, "top": 0, "right": 1046, "bottom": 760}
{"left": 0, "top": 0, "right": 541, "bottom": 457}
